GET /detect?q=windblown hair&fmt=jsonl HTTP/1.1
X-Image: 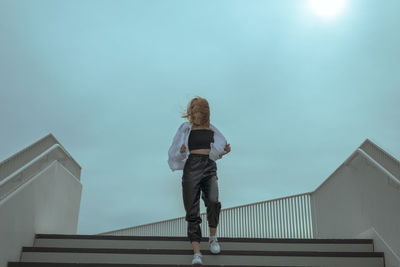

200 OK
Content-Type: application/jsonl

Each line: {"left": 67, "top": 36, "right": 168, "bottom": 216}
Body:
{"left": 181, "top": 96, "right": 210, "bottom": 127}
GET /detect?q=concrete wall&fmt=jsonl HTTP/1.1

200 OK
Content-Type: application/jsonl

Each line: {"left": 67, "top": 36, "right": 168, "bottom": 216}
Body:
{"left": 0, "top": 161, "right": 82, "bottom": 267}
{"left": 311, "top": 149, "right": 400, "bottom": 267}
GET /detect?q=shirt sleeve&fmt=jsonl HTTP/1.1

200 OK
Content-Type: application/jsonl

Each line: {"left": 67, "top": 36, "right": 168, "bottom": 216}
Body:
{"left": 168, "top": 122, "right": 186, "bottom": 166}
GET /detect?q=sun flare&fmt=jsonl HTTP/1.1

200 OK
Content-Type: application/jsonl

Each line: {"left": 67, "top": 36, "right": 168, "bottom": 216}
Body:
{"left": 309, "top": 0, "right": 346, "bottom": 18}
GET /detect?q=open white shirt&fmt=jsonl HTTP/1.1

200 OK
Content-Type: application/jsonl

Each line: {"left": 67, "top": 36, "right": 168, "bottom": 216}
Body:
{"left": 167, "top": 121, "right": 228, "bottom": 171}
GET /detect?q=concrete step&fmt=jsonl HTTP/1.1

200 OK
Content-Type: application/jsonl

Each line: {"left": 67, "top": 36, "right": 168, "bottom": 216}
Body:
{"left": 34, "top": 234, "right": 374, "bottom": 252}
{"left": 8, "top": 263, "right": 319, "bottom": 267}
{"left": 20, "top": 247, "right": 385, "bottom": 267}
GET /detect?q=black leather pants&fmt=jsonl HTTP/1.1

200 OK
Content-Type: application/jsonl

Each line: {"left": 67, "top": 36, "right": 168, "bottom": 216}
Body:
{"left": 182, "top": 153, "right": 222, "bottom": 243}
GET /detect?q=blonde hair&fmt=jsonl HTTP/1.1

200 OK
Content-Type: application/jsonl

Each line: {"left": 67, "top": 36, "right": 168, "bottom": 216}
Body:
{"left": 181, "top": 96, "right": 210, "bottom": 127}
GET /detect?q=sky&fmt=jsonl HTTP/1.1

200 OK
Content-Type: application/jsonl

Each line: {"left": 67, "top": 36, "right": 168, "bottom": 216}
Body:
{"left": 0, "top": 0, "right": 399, "bottom": 235}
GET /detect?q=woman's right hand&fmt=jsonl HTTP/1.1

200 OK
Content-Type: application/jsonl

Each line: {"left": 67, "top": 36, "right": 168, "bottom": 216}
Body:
{"left": 180, "top": 144, "right": 186, "bottom": 153}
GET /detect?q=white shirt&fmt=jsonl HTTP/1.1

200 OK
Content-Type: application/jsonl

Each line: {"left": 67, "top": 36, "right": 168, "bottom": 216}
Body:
{"left": 167, "top": 121, "right": 228, "bottom": 171}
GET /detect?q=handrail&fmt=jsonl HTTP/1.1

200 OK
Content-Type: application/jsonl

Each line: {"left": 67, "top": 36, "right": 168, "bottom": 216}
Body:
{"left": 0, "top": 144, "right": 81, "bottom": 202}
{"left": 99, "top": 192, "right": 313, "bottom": 238}
{"left": 0, "top": 133, "right": 81, "bottom": 183}
{"left": 360, "top": 138, "right": 400, "bottom": 181}
{"left": 357, "top": 149, "right": 400, "bottom": 188}
{"left": 312, "top": 138, "right": 400, "bottom": 193}
{"left": 99, "top": 192, "right": 312, "bottom": 232}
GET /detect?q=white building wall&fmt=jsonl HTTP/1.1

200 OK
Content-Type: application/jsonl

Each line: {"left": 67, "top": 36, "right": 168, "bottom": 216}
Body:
{"left": 311, "top": 150, "right": 400, "bottom": 267}
{"left": 0, "top": 161, "right": 82, "bottom": 267}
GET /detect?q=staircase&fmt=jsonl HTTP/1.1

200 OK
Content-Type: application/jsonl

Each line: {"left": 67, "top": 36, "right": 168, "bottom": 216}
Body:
{"left": 7, "top": 233, "right": 385, "bottom": 267}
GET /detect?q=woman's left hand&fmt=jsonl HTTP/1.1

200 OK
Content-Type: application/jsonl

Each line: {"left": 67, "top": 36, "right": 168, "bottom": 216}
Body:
{"left": 224, "top": 143, "right": 231, "bottom": 154}
{"left": 218, "top": 143, "right": 231, "bottom": 158}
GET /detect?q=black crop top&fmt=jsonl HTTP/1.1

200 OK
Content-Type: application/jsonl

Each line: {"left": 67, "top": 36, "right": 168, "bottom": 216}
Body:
{"left": 188, "top": 129, "right": 214, "bottom": 150}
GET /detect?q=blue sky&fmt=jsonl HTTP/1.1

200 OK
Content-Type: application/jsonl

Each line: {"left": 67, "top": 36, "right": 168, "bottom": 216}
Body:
{"left": 1, "top": 0, "right": 399, "bottom": 235}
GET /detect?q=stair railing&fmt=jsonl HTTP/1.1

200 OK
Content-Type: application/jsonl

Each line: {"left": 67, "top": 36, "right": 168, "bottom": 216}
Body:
{"left": 99, "top": 192, "right": 313, "bottom": 238}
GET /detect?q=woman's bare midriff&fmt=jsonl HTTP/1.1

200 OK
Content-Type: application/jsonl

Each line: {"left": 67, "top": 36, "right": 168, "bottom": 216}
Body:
{"left": 190, "top": 148, "right": 211, "bottom": 155}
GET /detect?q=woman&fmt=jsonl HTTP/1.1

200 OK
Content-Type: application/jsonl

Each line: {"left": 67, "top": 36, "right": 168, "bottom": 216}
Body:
{"left": 168, "top": 96, "right": 231, "bottom": 265}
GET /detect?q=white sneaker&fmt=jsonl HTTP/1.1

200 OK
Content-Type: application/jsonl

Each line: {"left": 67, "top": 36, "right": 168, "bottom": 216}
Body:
{"left": 209, "top": 236, "right": 221, "bottom": 254}
{"left": 192, "top": 253, "right": 203, "bottom": 265}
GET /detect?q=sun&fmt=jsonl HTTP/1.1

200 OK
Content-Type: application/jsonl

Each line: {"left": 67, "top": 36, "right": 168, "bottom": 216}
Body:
{"left": 309, "top": 0, "right": 347, "bottom": 18}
